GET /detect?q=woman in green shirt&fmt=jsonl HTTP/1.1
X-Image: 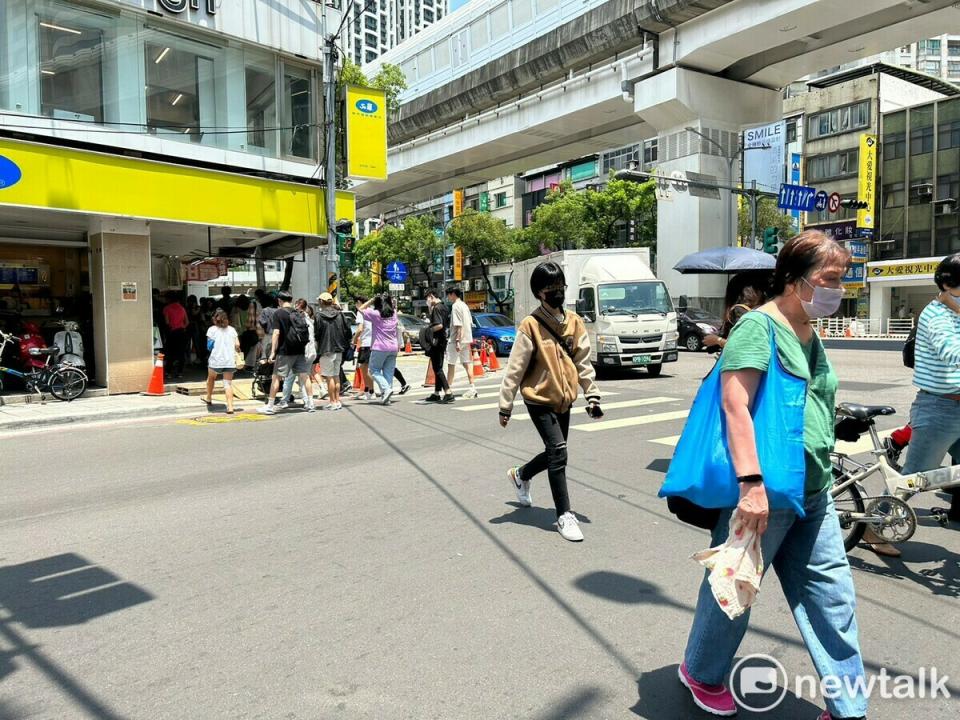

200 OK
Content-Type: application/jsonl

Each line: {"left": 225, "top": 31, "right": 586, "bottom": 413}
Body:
{"left": 678, "top": 231, "right": 868, "bottom": 720}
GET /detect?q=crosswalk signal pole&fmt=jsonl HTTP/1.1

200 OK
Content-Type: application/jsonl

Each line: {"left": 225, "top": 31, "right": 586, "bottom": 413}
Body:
{"left": 323, "top": 33, "right": 339, "bottom": 301}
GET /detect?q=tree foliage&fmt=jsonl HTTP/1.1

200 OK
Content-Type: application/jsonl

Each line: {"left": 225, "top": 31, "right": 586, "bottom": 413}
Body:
{"left": 395, "top": 215, "right": 445, "bottom": 280}
{"left": 446, "top": 210, "right": 515, "bottom": 312}
{"left": 738, "top": 197, "right": 795, "bottom": 244}
{"left": 516, "top": 177, "right": 658, "bottom": 260}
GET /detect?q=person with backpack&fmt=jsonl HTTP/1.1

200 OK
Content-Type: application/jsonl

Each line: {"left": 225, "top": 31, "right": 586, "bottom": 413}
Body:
{"left": 420, "top": 289, "right": 454, "bottom": 403}
{"left": 898, "top": 253, "right": 960, "bottom": 524}
{"left": 279, "top": 300, "right": 318, "bottom": 409}
{"left": 314, "top": 292, "right": 353, "bottom": 411}
{"left": 358, "top": 293, "right": 402, "bottom": 405}
{"left": 257, "top": 291, "right": 315, "bottom": 414}
{"left": 498, "top": 262, "right": 603, "bottom": 542}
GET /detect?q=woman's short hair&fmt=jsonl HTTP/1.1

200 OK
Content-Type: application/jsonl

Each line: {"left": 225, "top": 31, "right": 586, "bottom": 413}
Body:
{"left": 530, "top": 261, "right": 566, "bottom": 296}
{"left": 213, "top": 308, "right": 229, "bottom": 328}
{"left": 934, "top": 253, "right": 960, "bottom": 291}
{"left": 771, "top": 230, "right": 850, "bottom": 296}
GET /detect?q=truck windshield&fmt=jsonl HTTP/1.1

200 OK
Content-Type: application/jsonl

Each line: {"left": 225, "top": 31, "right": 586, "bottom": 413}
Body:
{"left": 598, "top": 282, "right": 674, "bottom": 316}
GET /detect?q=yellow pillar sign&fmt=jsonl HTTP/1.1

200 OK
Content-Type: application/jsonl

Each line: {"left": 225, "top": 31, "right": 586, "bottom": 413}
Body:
{"left": 857, "top": 134, "right": 877, "bottom": 230}
{"left": 454, "top": 247, "right": 463, "bottom": 281}
{"left": 345, "top": 85, "right": 387, "bottom": 181}
{"left": 371, "top": 260, "right": 381, "bottom": 285}
{"left": 453, "top": 189, "right": 464, "bottom": 217}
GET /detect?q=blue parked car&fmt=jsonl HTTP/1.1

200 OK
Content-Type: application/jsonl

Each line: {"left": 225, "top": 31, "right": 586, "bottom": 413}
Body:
{"left": 471, "top": 313, "right": 516, "bottom": 356}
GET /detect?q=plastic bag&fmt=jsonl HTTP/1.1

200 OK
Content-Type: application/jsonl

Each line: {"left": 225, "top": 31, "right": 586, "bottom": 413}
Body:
{"left": 659, "top": 315, "right": 808, "bottom": 517}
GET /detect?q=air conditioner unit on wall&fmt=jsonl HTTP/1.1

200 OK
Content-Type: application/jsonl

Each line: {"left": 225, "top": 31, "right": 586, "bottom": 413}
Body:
{"left": 912, "top": 183, "right": 934, "bottom": 198}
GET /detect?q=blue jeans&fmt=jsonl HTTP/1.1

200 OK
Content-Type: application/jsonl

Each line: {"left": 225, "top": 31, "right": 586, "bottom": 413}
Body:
{"left": 684, "top": 491, "right": 867, "bottom": 719}
{"left": 369, "top": 350, "right": 397, "bottom": 396}
{"left": 902, "top": 390, "right": 960, "bottom": 475}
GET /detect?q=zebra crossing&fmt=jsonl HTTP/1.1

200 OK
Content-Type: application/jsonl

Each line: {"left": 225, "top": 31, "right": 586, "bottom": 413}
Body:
{"left": 401, "top": 380, "right": 887, "bottom": 456}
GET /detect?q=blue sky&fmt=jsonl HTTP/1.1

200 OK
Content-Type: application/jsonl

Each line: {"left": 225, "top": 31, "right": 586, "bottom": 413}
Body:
{"left": 450, "top": 0, "right": 470, "bottom": 11}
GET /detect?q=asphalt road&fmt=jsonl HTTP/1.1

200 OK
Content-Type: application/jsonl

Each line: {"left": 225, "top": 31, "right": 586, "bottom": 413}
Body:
{"left": 1, "top": 349, "right": 957, "bottom": 720}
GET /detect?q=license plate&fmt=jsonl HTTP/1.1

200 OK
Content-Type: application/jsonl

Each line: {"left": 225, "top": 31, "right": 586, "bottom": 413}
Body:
{"left": 632, "top": 355, "right": 652, "bottom": 365}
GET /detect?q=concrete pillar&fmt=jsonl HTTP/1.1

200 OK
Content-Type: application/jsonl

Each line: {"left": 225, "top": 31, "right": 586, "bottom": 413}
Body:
{"left": 289, "top": 247, "right": 327, "bottom": 302}
{"left": 869, "top": 282, "right": 892, "bottom": 322}
{"left": 633, "top": 69, "right": 781, "bottom": 309}
{"left": 88, "top": 218, "right": 154, "bottom": 393}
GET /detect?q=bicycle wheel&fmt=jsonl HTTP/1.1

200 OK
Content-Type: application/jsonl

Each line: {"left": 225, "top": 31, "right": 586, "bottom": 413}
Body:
{"left": 833, "top": 469, "right": 866, "bottom": 552}
{"left": 49, "top": 367, "right": 87, "bottom": 401}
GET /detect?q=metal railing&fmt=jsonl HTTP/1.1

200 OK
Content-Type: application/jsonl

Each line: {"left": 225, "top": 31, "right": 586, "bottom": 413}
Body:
{"left": 812, "top": 317, "right": 915, "bottom": 339}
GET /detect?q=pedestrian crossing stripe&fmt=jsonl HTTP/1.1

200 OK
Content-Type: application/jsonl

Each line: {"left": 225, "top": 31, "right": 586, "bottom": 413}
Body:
{"left": 453, "top": 391, "right": 626, "bottom": 412}
{"left": 570, "top": 410, "right": 690, "bottom": 433}
{"left": 507, "top": 396, "right": 677, "bottom": 420}
{"left": 406, "top": 382, "right": 502, "bottom": 398}
{"left": 648, "top": 428, "right": 896, "bottom": 455}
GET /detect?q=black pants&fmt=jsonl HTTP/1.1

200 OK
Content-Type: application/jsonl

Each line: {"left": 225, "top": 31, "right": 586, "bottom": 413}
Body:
{"left": 520, "top": 404, "right": 571, "bottom": 518}
{"left": 393, "top": 367, "right": 407, "bottom": 386}
{"left": 429, "top": 344, "right": 450, "bottom": 394}
{"left": 164, "top": 328, "right": 187, "bottom": 376}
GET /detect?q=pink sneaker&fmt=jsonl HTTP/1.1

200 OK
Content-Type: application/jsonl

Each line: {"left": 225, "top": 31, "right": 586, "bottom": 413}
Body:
{"left": 678, "top": 663, "right": 737, "bottom": 716}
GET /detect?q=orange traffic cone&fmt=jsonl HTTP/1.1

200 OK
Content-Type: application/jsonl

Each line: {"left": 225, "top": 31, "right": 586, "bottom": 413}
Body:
{"left": 472, "top": 348, "right": 485, "bottom": 378}
{"left": 353, "top": 367, "right": 366, "bottom": 393}
{"left": 487, "top": 340, "right": 501, "bottom": 371}
{"left": 404, "top": 338, "right": 413, "bottom": 355}
{"left": 143, "top": 353, "right": 167, "bottom": 396}
{"left": 479, "top": 340, "right": 489, "bottom": 367}
{"left": 424, "top": 362, "right": 436, "bottom": 388}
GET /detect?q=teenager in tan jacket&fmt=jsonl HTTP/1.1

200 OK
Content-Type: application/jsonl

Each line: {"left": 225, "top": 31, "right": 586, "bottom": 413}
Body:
{"left": 498, "top": 262, "right": 603, "bottom": 542}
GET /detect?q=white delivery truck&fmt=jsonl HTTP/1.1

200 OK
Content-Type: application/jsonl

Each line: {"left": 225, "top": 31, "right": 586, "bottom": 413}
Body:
{"left": 513, "top": 248, "right": 679, "bottom": 376}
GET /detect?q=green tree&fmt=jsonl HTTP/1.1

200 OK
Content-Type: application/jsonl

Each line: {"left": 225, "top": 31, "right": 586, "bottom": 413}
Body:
{"left": 515, "top": 182, "right": 596, "bottom": 257}
{"left": 446, "top": 210, "right": 514, "bottom": 313}
{"left": 739, "top": 197, "right": 794, "bottom": 246}
{"left": 353, "top": 225, "right": 403, "bottom": 292}
{"left": 396, "top": 215, "right": 445, "bottom": 281}
{"left": 516, "top": 176, "right": 658, "bottom": 259}
{"left": 370, "top": 63, "right": 408, "bottom": 114}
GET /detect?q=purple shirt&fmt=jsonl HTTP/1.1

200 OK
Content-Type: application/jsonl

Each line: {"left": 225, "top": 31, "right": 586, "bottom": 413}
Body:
{"left": 361, "top": 308, "right": 400, "bottom": 352}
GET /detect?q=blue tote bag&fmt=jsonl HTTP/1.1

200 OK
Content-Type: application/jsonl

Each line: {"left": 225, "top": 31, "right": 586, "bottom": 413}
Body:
{"left": 658, "top": 314, "right": 809, "bottom": 518}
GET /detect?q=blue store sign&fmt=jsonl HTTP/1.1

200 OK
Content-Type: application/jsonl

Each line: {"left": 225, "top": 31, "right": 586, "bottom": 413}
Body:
{"left": 385, "top": 261, "right": 408, "bottom": 283}
{"left": 777, "top": 183, "right": 818, "bottom": 212}
{"left": 0, "top": 155, "right": 22, "bottom": 189}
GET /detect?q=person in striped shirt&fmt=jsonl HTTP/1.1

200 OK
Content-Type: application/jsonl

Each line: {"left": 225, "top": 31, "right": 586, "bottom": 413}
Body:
{"left": 901, "top": 252, "right": 960, "bottom": 524}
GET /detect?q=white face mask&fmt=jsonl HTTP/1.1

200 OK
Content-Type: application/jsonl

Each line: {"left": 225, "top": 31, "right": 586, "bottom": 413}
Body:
{"left": 800, "top": 278, "right": 844, "bottom": 319}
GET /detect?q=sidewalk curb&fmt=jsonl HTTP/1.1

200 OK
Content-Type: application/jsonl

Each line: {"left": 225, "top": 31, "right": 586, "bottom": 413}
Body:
{"left": 1, "top": 403, "right": 253, "bottom": 433}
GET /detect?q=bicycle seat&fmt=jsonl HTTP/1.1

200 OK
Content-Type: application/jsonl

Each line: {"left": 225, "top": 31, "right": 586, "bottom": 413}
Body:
{"left": 836, "top": 402, "right": 896, "bottom": 421}
{"left": 28, "top": 347, "right": 59, "bottom": 356}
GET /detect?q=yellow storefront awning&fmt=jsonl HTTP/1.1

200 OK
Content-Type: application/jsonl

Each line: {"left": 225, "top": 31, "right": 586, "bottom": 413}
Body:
{"left": 0, "top": 138, "right": 354, "bottom": 236}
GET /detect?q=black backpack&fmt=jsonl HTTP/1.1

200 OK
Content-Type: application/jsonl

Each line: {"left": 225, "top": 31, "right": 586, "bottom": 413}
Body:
{"left": 902, "top": 325, "right": 918, "bottom": 369}
{"left": 286, "top": 309, "right": 311, "bottom": 347}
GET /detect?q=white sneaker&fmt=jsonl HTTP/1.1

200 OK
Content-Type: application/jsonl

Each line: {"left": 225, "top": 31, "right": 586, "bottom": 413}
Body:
{"left": 332, "top": 402, "right": 343, "bottom": 411}
{"left": 323, "top": 403, "right": 336, "bottom": 411}
{"left": 381, "top": 388, "right": 394, "bottom": 405}
{"left": 278, "top": 399, "right": 290, "bottom": 410}
{"left": 557, "top": 512, "right": 584, "bottom": 542}
{"left": 462, "top": 387, "right": 479, "bottom": 399}
{"left": 257, "top": 404, "right": 277, "bottom": 415}
{"left": 363, "top": 392, "right": 375, "bottom": 401}
{"left": 507, "top": 467, "right": 532, "bottom": 507}
{"left": 305, "top": 403, "right": 317, "bottom": 413}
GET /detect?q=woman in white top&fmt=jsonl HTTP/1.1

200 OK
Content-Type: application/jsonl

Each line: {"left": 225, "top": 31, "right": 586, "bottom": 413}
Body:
{"left": 204, "top": 308, "right": 241, "bottom": 413}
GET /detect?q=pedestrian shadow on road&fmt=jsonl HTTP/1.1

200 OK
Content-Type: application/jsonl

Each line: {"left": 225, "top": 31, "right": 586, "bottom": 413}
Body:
{"left": 848, "top": 540, "right": 959, "bottom": 598}
{"left": 631, "top": 664, "right": 822, "bottom": 719}
{"left": 489, "top": 503, "right": 591, "bottom": 532}
{"left": 573, "top": 570, "right": 670, "bottom": 605}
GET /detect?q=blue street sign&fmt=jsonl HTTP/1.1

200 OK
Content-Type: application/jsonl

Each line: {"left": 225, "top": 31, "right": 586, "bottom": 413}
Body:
{"left": 777, "top": 183, "right": 818, "bottom": 212}
{"left": 385, "top": 261, "right": 408, "bottom": 283}
{"left": 814, "top": 191, "right": 829, "bottom": 212}
{"left": 848, "top": 241, "right": 868, "bottom": 261}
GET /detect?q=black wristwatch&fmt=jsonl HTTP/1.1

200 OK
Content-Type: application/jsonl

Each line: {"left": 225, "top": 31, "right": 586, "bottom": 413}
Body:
{"left": 737, "top": 474, "right": 763, "bottom": 484}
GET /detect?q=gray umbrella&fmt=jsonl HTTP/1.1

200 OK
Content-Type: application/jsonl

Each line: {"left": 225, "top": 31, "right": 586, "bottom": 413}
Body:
{"left": 673, "top": 247, "right": 777, "bottom": 274}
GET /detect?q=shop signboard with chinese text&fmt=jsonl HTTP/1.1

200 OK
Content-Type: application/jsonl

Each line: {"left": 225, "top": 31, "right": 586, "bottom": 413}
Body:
{"left": 857, "top": 134, "right": 877, "bottom": 231}
{"left": 345, "top": 85, "right": 387, "bottom": 180}
{"left": 869, "top": 261, "right": 939, "bottom": 278}
{"left": 453, "top": 247, "right": 463, "bottom": 281}
{"left": 465, "top": 290, "right": 487, "bottom": 310}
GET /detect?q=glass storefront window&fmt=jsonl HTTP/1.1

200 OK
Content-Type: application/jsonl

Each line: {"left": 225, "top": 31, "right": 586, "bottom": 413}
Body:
{"left": 281, "top": 64, "right": 315, "bottom": 160}
{"left": 245, "top": 57, "right": 277, "bottom": 155}
{"left": 144, "top": 32, "right": 223, "bottom": 145}
{"left": 38, "top": 7, "right": 109, "bottom": 123}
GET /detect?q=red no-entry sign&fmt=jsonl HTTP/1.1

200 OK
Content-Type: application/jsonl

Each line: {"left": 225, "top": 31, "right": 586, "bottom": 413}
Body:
{"left": 828, "top": 192, "right": 842, "bottom": 213}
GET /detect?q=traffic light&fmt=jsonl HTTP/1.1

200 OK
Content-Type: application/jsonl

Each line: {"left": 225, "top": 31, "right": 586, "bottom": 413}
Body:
{"left": 840, "top": 199, "right": 869, "bottom": 210}
{"left": 336, "top": 232, "right": 354, "bottom": 269}
{"left": 762, "top": 227, "right": 779, "bottom": 254}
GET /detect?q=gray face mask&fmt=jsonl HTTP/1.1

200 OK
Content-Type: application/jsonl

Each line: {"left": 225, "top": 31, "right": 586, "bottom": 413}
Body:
{"left": 800, "top": 278, "right": 844, "bottom": 319}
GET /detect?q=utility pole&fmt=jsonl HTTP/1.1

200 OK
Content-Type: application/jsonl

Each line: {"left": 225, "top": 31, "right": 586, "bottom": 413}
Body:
{"left": 322, "top": 32, "right": 339, "bottom": 299}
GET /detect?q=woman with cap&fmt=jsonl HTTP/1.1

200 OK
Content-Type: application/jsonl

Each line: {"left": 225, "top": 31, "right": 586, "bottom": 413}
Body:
{"left": 314, "top": 292, "right": 353, "bottom": 410}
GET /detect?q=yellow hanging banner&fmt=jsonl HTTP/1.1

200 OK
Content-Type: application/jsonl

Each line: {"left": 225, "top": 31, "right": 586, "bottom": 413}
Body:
{"left": 371, "top": 260, "right": 382, "bottom": 285}
{"left": 453, "top": 189, "right": 464, "bottom": 217}
{"left": 345, "top": 85, "right": 387, "bottom": 181}
{"left": 453, "top": 247, "right": 463, "bottom": 281}
{"left": 857, "top": 134, "right": 877, "bottom": 230}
